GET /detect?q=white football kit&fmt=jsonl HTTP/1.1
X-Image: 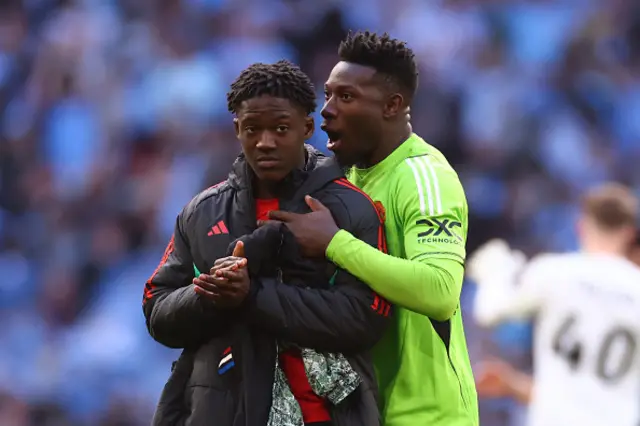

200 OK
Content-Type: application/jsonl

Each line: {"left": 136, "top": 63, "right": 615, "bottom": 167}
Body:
{"left": 472, "top": 245, "right": 640, "bottom": 426}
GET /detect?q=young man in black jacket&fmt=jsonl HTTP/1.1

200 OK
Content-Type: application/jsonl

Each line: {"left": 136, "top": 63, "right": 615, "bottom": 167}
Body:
{"left": 143, "top": 60, "right": 390, "bottom": 426}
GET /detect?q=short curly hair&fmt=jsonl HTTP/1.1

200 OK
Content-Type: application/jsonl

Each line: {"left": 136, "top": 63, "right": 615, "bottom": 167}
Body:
{"left": 338, "top": 31, "right": 419, "bottom": 101}
{"left": 226, "top": 60, "right": 316, "bottom": 115}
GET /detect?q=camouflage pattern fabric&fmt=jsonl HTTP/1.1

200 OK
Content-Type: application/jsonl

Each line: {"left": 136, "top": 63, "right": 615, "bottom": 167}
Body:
{"left": 267, "top": 344, "right": 361, "bottom": 426}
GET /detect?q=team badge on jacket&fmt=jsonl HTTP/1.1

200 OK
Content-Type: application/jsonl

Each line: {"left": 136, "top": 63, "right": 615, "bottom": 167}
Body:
{"left": 218, "top": 347, "right": 234, "bottom": 375}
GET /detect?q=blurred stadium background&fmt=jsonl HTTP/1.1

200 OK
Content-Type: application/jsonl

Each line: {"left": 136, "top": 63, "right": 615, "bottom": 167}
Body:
{"left": 1, "top": 0, "right": 640, "bottom": 424}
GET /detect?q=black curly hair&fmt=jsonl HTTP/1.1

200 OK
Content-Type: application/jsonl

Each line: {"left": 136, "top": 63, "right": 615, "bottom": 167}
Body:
{"left": 226, "top": 60, "right": 316, "bottom": 115}
{"left": 338, "top": 31, "right": 419, "bottom": 101}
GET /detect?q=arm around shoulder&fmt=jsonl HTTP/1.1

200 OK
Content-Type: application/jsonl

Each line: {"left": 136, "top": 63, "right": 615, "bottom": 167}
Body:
{"left": 243, "top": 187, "right": 391, "bottom": 353}
{"left": 326, "top": 162, "right": 467, "bottom": 320}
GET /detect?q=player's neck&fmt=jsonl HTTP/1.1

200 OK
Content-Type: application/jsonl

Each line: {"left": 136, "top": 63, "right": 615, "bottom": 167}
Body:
{"left": 360, "top": 123, "right": 412, "bottom": 168}
{"left": 254, "top": 180, "right": 277, "bottom": 199}
{"left": 582, "top": 239, "right": 628, "bottom": 257}
{"left": 253, "top": 151, "right": 306, "bottom": 199}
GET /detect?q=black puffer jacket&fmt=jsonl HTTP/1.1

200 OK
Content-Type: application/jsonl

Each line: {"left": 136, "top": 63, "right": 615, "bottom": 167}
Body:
{"left": 143, "top": 146, "right": 391, "bottom": 426}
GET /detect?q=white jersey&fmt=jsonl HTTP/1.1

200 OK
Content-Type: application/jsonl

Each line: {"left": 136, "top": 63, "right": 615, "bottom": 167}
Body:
{"left": 474, "top": 252, "right": 640, "bottom": 426}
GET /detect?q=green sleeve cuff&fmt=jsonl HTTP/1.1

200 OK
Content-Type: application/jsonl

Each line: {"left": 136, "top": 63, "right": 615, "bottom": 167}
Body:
{"left": 326, "top": 229, "right": 355, "bottom": 262}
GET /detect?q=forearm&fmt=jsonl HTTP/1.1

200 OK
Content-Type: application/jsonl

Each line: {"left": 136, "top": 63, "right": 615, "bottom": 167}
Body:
{"left": 146, "top": 285, "right": 229, "bottom": 348}
{"left": 246, "top": 275, "right": 388, "bottom": 353}
{"left": 326, "top": 230, "right": 461, "bottom": 320}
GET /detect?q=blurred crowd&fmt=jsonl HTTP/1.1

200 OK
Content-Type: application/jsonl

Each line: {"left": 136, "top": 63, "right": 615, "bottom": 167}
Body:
{"left": 1, "top": 0, "right": 640, "bottom": 424}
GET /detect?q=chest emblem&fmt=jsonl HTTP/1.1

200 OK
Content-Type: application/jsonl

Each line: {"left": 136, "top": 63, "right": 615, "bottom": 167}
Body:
{"left": 207, "top": 220, "right": 229, "bottom": 236}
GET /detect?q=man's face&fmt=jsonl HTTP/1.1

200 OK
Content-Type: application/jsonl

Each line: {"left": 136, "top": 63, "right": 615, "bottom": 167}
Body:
{"left": 234, "top": 95, "right": 313, "bottom": 182}
{"left": 321, "top": 61, "right": 386, "bottom": 167}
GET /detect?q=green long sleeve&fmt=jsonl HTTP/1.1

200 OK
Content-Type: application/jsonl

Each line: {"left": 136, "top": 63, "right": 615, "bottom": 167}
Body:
{"left": 327, "top": 230, "right": 463, "bottom": 321}
{"left": 337, "top": 133, "right": 478, "bottom": 425}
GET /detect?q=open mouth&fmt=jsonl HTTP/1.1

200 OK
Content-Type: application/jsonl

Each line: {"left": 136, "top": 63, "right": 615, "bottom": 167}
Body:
{"left": 324, "top": 130, "right": 342, "bottom": 151}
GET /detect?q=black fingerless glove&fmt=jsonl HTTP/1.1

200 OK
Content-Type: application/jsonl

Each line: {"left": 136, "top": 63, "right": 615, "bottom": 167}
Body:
{"left": 226, "top": 222, "right": 284, "bottom": 276}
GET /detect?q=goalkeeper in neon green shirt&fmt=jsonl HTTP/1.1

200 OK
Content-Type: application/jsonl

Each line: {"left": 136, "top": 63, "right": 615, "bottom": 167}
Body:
{"left": 266, "top": 31, "right": 478, "bottom": 426}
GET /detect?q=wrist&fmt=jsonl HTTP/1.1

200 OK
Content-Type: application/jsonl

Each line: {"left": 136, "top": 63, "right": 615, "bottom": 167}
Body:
{"left": 326, "top": 229, "right": 354, "bottom": 261}
{"left": 505, "top": 368, "right": 524, "bottom": 393}
{"left": 238, "top": 277, "right": 258, "bottom": 309}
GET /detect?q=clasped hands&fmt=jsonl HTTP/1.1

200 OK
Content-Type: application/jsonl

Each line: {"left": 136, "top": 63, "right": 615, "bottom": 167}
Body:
{"left": 191, "top": 195, "right": 340, "bottom": 307}
{"left": 193, "top": 241, "right": 250, "bottom": 308}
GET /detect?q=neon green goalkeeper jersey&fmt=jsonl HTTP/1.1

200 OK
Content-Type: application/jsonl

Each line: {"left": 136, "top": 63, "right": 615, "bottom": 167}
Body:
{"left": 326, "top": 133, "right": 478, "bottom": 426}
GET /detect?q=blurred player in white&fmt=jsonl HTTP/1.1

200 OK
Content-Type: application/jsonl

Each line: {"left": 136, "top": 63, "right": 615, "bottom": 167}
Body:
{"left": 469, "top": 183, "right": 640, "bottom": 426}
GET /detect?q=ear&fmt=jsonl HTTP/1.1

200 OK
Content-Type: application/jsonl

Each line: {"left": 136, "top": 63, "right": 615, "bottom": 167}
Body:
{"left": 304, "top": 116, "right": 315, "bottom": 140}
{"left": 233, "top": 118, "right": 240, "bottom": 139}
{"left": 623, "top": 226, "right": 636, "bottom": 247}
{"left": 382, "top": 93, "right": 404, "bottom": 119}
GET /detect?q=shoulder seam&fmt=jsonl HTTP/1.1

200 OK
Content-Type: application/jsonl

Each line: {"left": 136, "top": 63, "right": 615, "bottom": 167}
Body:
{"left": 185, "top": 180, "right": 230, "bottom": 222}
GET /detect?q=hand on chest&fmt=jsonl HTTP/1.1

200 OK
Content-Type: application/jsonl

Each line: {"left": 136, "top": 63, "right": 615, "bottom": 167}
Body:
{"left": 192, "top": 202, "right": 331, "bottom": 290}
